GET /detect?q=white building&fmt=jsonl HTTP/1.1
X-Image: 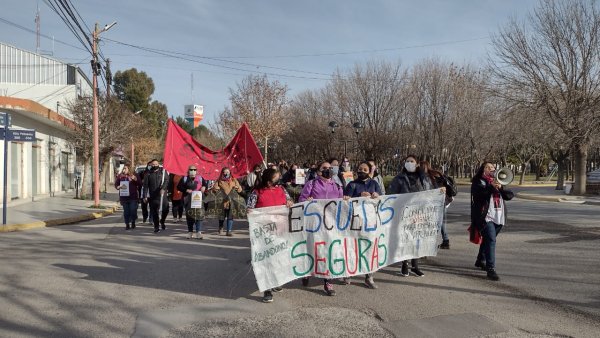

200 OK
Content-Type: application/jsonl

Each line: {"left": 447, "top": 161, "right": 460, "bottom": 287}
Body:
{"left": 0, "top": 42, "right": 93, "bottom": 203}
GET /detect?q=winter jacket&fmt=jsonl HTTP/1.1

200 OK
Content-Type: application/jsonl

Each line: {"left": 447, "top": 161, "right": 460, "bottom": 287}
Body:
{"left": 298, "top": 176, "right": 343, "bottom": 201}
{"left": 344, "top": 178, "right": 383, "bottom": 198}
{"left": 142, "top": 168, "right": 169, "bottom": 200}
{"left": 115, "top": 174, "right": 140, "bottom": 202}
{"left": 470, "top": 177, "right": 514, "bottom": 230}
{"left": 177, "top": 175, "right": 204, "bottom": 209}
{"left": 388, "top": 171, "right": 432, "bottom": 194}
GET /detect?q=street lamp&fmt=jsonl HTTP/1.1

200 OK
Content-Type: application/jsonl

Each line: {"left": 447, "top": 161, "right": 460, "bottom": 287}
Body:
{"left": 91, "top": 21, "right": 117, "bottom": 207}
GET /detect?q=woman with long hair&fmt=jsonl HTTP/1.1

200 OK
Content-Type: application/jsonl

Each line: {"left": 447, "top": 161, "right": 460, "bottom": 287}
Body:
{"left": 213, "top": 167, "right": 243, "bottom": 236}
{"left": 115, "top": 165, "right": 140, "bottom": 230}
{"left": 471, "top": 162, "right": 514, "bottom": 281}
{"left": 247, "top": 168, "right": 294, "bottom": 303}
{"left": 420, "top": 160, "right": 454, "bottom": 249}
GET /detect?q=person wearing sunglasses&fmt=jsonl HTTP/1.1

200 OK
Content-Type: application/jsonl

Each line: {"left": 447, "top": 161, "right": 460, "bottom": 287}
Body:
{"left": 298, "top": 161, "right": 344, "bottom": 296}
{"left": 177, "top": 165, "right": 206, "bottom": 239}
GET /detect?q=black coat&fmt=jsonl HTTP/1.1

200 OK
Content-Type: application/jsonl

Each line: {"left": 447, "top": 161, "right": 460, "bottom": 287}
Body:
{"left": 142, "top": 168, "right": 169, "bottom": 200}
{"left": 177, "top": 176, "right": 205, "bottom": 209}
{"left": 388, "top": 171, "right": 432, "bottom": 194}
{"left": 470, "top": 178, "right": 514, "bottom": 230}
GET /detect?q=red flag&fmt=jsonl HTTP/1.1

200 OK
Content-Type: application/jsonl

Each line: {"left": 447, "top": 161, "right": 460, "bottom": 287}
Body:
{"left": 163, "top": 119, "right": 264, "bottom": 180}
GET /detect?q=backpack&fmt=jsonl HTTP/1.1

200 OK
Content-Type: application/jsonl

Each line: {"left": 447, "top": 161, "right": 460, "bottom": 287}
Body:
{"left": 443, "top": 175, "right": 458, "bottom": 197}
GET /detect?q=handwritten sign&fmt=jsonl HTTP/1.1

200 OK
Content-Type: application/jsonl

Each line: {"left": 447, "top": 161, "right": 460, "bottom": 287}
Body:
{"left": 119, "top": 181, "right": 130, "bottom": 197}
{"left": 248, "top": 190, "right": 445, "bottom": 291}
{"left": 190, "top": 191, "right": 203, "bottom": 208}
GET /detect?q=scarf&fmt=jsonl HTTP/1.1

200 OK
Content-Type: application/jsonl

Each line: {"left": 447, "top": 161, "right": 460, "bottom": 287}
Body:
{"left": 483, "top": 174, "right": 501, "bottom": 206}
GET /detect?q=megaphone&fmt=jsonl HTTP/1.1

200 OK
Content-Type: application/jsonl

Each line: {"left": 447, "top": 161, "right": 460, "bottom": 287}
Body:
{"left": 495, "top": 167, "right": 514, "bottom": 186}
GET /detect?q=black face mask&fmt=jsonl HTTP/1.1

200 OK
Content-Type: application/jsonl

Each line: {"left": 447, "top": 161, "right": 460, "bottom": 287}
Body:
{"left": 321, "top": 169, "right": 332, "bottom": 179}
{"left": 357, "top": 172, "right": 369, "bottom": 180}
{"left": 151, "top": 165, "right": 159, "bottom": 171}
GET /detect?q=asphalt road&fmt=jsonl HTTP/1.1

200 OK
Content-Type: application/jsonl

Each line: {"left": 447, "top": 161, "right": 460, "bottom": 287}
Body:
{"left": 0, "top": 189, "right": 598, "bottom": 337}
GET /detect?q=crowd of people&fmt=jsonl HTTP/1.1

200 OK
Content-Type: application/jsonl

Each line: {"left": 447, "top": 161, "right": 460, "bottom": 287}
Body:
{"left": 114, "top": 155, "right": 513, "bottom": 303}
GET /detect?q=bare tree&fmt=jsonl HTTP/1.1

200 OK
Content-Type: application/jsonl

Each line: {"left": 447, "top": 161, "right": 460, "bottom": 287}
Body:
{"left": 490, "top": 0, "right": 600, "bottom": 195}
{"left": 216, "top": 74, "right": 289, "bottom": 164}
{"left": 67, "top": 96, "right": 143, "bottom": 198}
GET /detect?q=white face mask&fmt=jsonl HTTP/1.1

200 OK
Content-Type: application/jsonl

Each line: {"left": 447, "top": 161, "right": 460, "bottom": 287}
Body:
{"left": 405, "top": 162, "right": 417, "bottom": 173}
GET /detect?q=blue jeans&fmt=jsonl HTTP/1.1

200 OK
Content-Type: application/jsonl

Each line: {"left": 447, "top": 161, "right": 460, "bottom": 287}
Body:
{"left": 186, "top": 218, "right": 202, "bottom": 233}
{"left": 440, "top": 221, "right": 449, "bottom": 241}
{"left": 219, "top": 209, "right": 234, "bottom": 231}
{"left": 121, "top": 200, "right": 138, "bottom": 225}
{"left": 477, "top": 221, "right": 503, "bottom": 270}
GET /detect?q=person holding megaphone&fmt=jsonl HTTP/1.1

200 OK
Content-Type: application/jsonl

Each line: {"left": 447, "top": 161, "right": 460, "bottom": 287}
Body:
{"left": 471, "top": 162, "right": 514, "bottom": 281}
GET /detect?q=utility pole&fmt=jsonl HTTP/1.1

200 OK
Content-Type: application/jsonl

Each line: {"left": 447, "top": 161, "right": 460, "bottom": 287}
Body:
{"left": 91, "top": 21, "right": 116, "bottom": 207}
{"left": 105, "top": 58, "right": 112, "bottom": 100}
{"left": 92, "top": 23, "right": 101, "bottom": 207}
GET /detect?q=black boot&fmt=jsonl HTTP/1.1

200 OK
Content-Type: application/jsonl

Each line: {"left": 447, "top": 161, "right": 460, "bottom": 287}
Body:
{"left": 131, "top": 221, "right": 136, "bottom": 229}
{"left": 125, "top": 223, "right": 130, "bottom": 230}
{"left": 218, "top": 220, "right": 224, "bottom": 235}
{"left": 440, "top": 240, "right": 450, "bottom": 249}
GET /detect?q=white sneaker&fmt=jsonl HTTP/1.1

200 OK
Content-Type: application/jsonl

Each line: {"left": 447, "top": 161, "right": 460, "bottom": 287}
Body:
{"left": 196, "top": 231, "right": 203, "bottom": 240}
{"left": 186, "top": 232, "right": 192, "bottom": 239}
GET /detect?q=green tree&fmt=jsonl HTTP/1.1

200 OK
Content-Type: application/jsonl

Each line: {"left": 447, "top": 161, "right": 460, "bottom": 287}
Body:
{"left": 113, "top": 68, "right": 167, "bottom": 137}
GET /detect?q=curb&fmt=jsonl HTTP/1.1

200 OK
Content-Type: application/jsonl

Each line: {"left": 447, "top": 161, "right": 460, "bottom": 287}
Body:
{"left": 516, "top": 192, "right": 600, "bottom": 205}
{"left": 0, "top": 204, "right": 119, "bottom": 233}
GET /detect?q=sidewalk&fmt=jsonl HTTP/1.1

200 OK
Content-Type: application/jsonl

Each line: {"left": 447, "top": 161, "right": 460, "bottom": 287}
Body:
{"left": 0, "top": 189, "right": 120, "bottom": 233}
{"left": 515, "top": 186, "right": 600, "bottom": 205}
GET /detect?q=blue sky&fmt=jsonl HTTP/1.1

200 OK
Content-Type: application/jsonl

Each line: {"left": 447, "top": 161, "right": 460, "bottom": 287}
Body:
{"left": 1, "top": 0, "right": 537, "bottom": 123}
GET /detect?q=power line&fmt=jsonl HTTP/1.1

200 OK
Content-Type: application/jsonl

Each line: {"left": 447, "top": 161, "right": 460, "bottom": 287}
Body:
{"left": 103, "top": 38, "right": 333, "bottom": 77}
{"left": 42, "top": 0, "right": 92, "bottom": 54}
{"left": 102, "top": 38, "right": 333, "bottom": 81}
{"left": 0, "top": 16, "right": 89, "bottom": 52}
{"left": 209, "top": 37, "right": 491, "bottom": 59}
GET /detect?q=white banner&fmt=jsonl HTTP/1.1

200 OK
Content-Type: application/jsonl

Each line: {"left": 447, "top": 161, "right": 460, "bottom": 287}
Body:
{"left": 248, "top": 190, "right": 445, "bottom": 291}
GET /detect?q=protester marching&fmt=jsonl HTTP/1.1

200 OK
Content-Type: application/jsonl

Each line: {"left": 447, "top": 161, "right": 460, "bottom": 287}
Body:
{"left": 113, "top": 119, "right": 511, "bottom": 305}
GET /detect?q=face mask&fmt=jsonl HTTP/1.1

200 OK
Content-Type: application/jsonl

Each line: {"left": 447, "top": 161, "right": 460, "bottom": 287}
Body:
{"left": 321, "top": 169, "right": 332, "bottom": 179}
{"left": 405, "top": 162, "right": 417, "bottom": 173}
{"left": 151, "top": 165, "right": 160, "bottom": 171}
{"left": 331, "top": 166, "right": 339, "bottom": 175}
{"left": 357, "top": 172, "right": 369, "bottom": 180}
{"left": 189, "top": 170, "right": 196, "bottom": 176}
{"left": 224, "top": 173, "right": 231, "bottom": 179}
{"left": 147, "top": 165, "right": 152, "bottom": 171}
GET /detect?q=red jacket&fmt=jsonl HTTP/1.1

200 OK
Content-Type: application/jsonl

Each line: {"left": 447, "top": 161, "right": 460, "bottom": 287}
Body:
{"left": 255, "top": 186, "right": 287, "bottom": 208}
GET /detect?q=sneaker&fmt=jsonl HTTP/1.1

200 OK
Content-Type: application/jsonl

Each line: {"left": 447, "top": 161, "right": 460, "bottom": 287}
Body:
{"left": 153, "top": 229, "right": 160, "bottom": 233}
{"left": 186, "top": 232, "right": 192, "bottom": 239}
{"left": 218, "top": 227, "right": 224, "bottom": 236}
{"left": 399, "top": 264, "right": 409, "bottom": 277}
{"left": 487, "top": 270, "right": 500, "bottom": 281}
{"left": 440, "top": 240, "right": 450, "bottom": 249}
{"left": 324, "top": 282, "right": 336, "bottom": 296}
{"left": 364, "top": 276, "right": 377, "bottom": 289}
{"left": 262, "top": 291, "right": 273, "bottom": 303}
{"left": 301, "top": 277, "right": 309, "bottom": 287}
{"left": 272, "top": 287, "right": 283, "bottom": 292}
{"left": 341, "top": 277, "right": 351, "bottom": 285}
{"left": 411, "top": 268, "right": 425, "bottom": 277}
{"left": 226, "top": 231, "right": 233, "bottom": 237}
{"left": 475, "top": 260, "right": 487, "bottom": 271}
{"left": 196, "top": 232, "right": 203, "bottom": 240}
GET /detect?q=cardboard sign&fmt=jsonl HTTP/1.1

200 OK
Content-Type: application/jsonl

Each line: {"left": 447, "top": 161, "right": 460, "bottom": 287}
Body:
{"left": 119, "top": 181, "right": 130, "bottom": 197}
{"left": 295, "top": 169, "right": 306, "bottom": 185}
{"left": 191, "top": 191, "right": 203, "bottom": 208}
